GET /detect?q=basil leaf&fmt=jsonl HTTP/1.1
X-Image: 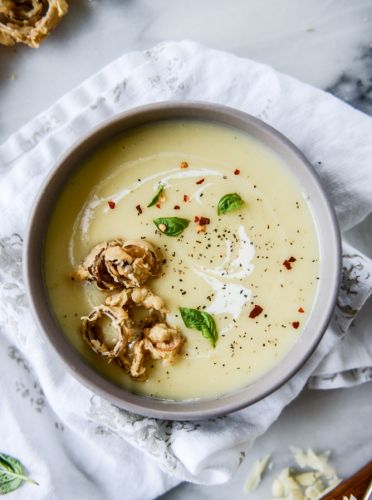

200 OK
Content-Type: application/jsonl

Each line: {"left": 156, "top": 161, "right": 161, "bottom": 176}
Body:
{"left": 0, "top": 453, "right": 38, "bottom": 494}
{"left": 147, "top": 184, "right": 164, "bottom": 207}
{"left": 153, "top": 217, "right": 190, "bottom": 237}
{"left": 179, "top": 307, "right": 218, "bottom": 347}
{"left": 217, "top": 193, "right": 245, "bottom": 215}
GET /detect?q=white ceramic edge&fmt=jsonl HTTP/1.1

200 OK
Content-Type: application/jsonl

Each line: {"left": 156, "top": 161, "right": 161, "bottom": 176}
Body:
{"left": 23, "top": 101, "right": 341, "bottom": 420}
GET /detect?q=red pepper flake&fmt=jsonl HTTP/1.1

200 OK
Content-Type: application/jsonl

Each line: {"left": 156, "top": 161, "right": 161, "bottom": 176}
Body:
{"left": 196, "top": 224, "right": 206, "bottom": 233}
{"left": 292, "top": 321, "right": 300, "bottom": 329}
{"left": 136, "top": 204, "right": 143, "bottom": 215}
{"left": 180, "top": 161, "right": 189, "bottom": 169}
{"left": 298, "top": 307, "right": 305, "bottom": 313}
{"left": 283, "top": 256, "right": 296, "bottom": 269}
{"left": 196, "top": 178, "right": 205, "bottom": 185}
{"left": 199, "top": 216, "right": 210, "bottom": 226}
{"left": 108, "top": 200, "right": 116, "bottom": 209}
{"left": 194, "top": 216, "right": 210, "bottom": 225}
{"left": 234, "top": 169, "right": 240, "bottom": 175}
{"left": 174, "top": 205, "right": 180, "bottom": 210}
{"left": 183, "top": 194, "right": 189, "bottom": 202}
{"left": 156, "top": 203, "right": 161, "bottom": 208}
{"left": 249, "top": 305, "right": 263, "bottom": 318}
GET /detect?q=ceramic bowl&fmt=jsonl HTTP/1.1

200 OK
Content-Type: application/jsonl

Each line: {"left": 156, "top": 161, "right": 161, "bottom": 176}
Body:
{"left": 24, "top": 102, "right": 341, "bottom": 420}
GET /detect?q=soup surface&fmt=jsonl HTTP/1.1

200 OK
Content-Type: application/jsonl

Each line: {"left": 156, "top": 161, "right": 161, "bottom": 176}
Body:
{"left": 44, "top": 119, "right": 319, "bottom": 400}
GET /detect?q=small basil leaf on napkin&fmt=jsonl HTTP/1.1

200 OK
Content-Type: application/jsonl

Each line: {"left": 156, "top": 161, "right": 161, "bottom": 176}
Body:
{"left": 0, "top": 453, "right": 38, "bottom": 494}
{"left": 179, "top": 307, "right": 218, "bottom": 347}
{"left": 217, "top": 193, "right": 245, "bottom": 215}
{"left": 147, "top": 184, "right": 164, "bottom": 207}
{"left": 153, "top": 217, "right": 190, "bottom": 237}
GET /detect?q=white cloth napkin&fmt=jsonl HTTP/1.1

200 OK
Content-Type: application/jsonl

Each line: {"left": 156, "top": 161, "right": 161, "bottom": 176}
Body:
{"left": 0, "top": 41, "right": 371, "bottom": 500}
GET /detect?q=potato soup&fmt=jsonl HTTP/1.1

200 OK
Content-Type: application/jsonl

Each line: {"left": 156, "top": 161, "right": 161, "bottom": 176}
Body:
{"left": 44, "top": 119, "right": 319, "bottom": 400}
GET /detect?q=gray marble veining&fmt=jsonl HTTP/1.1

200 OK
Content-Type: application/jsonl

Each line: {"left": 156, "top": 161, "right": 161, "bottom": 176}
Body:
{"left": 328, "top": 46, "right": 372, "bottom": 116}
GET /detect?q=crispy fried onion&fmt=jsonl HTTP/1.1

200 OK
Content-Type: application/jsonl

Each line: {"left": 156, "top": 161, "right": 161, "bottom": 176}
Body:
{"left": 81, "top": 305, "right": 134, "bottom": 359}
{"left": 145, "top": 323, "right": 185, "bottom": 359}
{"left": 118, "top": 323, "right": 185, "bottom": 380}
{"left": 0, "top": 0, "right": 68, "bottom": 48}
{"left": 131, "top": 286, "right": 166, "bottom": 312}
{"left": 105, "top": 286, "right": 168, "bottom": 328}
{"left": 76, "top": 239, "right": 160, "bottom": 290}
{"left": 81, "top": 286, "right": 185, "bottom": 380}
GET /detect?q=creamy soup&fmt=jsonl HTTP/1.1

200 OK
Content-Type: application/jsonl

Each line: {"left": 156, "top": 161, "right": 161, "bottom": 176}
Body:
{"left": 44, "top": 120, "right": 319, "bottom": 400}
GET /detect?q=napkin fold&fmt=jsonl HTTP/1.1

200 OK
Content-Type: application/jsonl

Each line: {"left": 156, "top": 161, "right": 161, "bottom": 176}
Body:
{"left": 0, "top": 41, "right": 371, "bottom": 500}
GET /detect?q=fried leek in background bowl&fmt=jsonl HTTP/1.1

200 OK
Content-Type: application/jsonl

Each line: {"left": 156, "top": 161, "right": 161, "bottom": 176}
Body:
{"left": 0, "top": 0, "right": 68, "bottom": 48}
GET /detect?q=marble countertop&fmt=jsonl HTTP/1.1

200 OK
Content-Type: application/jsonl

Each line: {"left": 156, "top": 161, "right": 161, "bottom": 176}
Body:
{"left": 162, "top": 384, "right": 372, "bottom": 500}
{"left": 1, "top": 1, "right": 371, "bottom": 498}
{"left": 1, "top": 0, "right": 372, "bottom": 143}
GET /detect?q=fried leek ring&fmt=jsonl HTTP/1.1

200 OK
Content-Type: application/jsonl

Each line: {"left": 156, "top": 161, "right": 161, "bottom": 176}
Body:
{"left": 0, "top": 0, "right": 68, "bottom": 48}
{"left": 81, "top": 305, "right": 133, "bottom": 359}
{"left": 76, "top": 239, "right": 160, "bottom": 290}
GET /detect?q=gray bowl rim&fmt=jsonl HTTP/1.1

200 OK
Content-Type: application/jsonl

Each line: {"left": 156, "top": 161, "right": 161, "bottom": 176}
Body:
{"left": 24, "top": 101, "right": 341, "bottom": 421}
